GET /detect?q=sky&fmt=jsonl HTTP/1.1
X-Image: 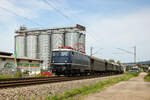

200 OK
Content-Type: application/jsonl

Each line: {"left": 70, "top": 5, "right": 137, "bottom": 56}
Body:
{"left": 0, "top": 0, "right": 150, "bottom": 63}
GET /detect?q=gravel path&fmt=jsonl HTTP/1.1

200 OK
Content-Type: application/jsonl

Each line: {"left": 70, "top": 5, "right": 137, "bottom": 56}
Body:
{"left": 82, "top": 72, "right": 150, "bottom": 100}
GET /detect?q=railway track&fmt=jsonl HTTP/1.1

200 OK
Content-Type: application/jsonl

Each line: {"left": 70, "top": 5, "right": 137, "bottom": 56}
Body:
{"left": 0, "top": 74, "right": 117, "bottom": 88}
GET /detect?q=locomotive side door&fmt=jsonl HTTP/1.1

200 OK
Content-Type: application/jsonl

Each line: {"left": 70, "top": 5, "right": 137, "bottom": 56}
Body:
{"left": 105, "top": 61, "right": 108, "bottom": 71}
{"left": 90, "top": 58, "right": 94, "bottom": 73}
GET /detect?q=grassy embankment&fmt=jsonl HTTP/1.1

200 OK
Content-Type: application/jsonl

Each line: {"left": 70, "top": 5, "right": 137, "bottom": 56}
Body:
{"left": 42, "top": 72, "right": 139, "bottom": 100}
{"left": 0, "top": 72, "right": 22, "bottom": 79}
{"left": 144, "top": 72, "right": 150, "bottom": 82}
{"left": 0, "top": 72, "right": 50, "bottom": 79}
{"left": 0, "top": 74, "right": 13, "bottom": 79}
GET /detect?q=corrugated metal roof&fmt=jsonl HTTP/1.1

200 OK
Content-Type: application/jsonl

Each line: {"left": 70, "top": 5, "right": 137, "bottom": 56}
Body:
{"left": 0, "top": 51, "right": 13, "bottom": 56}
{"left": 90, "top": 56, "right": 106, "bottom": 63}
{"left": 0, "top": 55, "right": 42, "bottom": 61}
{"left": 15, "top": 24, "right": 85, "bottom": 33}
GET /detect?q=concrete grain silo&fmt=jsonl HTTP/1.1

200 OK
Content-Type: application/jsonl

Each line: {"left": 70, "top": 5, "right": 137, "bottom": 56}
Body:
{"left": 51, "top": 32, "right": 64, "bottom": 50}
{"left": 38, "top": 31, "right": 51, "bottom": 69}
{"left": 15, "top": 34, "right": 26, "bottom": 57}
{"left": 26, "top": 32, "right": 38, "bottom": 59}
{"left": 65, "top": 32, "right": 80, "bottom": 50}
{"left": 78, "top": 33, "right": 86, "bottom": 52}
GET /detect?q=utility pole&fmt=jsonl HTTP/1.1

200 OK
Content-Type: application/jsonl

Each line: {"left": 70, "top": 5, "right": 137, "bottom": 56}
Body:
{"left": 134, "top": 46, "right": 136, "bottom": 65}
{"left": 116, "top": 47, "right": 137, "bottom": 64}
{"left": 90, "top": 47, "right": 93, "bottom": 56}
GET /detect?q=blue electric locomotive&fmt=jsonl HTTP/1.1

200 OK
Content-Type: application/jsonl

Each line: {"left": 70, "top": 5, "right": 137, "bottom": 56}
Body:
{"left": 51, "top": 49, "right": 124, "bottom": 76}
{"left": 51, "top": 49, "right": 90, "bottom": 76}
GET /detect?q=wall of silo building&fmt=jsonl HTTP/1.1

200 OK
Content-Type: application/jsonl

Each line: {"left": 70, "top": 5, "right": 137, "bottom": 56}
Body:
{"left": 15, "top": 34, "right": 25, "bottom": 57}
{"left": 0, "top": 56, "right": 41, "bottom": 75}
{"left": 65, "top": 32, "right": 80, "bottom": 50}
{"left": 26, "top": 32, "right": 38, "bottom": 59}
{"left": 0, "top": 57, "right": 16, "bottom": 75}
{"left": 51, "top": 31, "right": 64, "bottom": 50}
{"left": 38, "top": 31, "right": 51, "bottom": 70}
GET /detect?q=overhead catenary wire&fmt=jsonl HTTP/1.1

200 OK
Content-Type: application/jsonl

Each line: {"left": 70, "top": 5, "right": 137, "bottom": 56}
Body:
{"left": 44, "top": 0, "right": 102, "bottom": 42}
{"left": 49, "top": 0, "right": 83, "bottom": 24}
{"left": 0, "top": 6, "right": 42, "bottom": 26}
{"left": 42, "top": 0, "right": 135, "bottom": 62}
{"left": 1, "top": 0, "right": 99, "bottom": 48}
{"left": 42, "top": 0, "right": 75, "bottom": 23}
{"left": 42, "top": 0, "right": 102, "bottom": 54}
{"left": 116, "top": 48, "right": 134, "bottom": 55}
{"left": 92, "top": 48, "right": 103, "bottom": 55}
{"left": 116, "top": 47, "right": 137, "bottom": 64}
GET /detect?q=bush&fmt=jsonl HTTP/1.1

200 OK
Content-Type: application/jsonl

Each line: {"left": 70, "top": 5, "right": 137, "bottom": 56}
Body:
{"left": 13, "top": 71, "right": 23, "bottom": 78}
{"left": 23, "top": 70, "right": 30, "bottom": 75}
{"left": 0, "top": 71, "right": 23, "bottom": 79}
{"left": 0, "top": 74, "right": 12, "bottom": 79}
{"left": 32, "top": 73, "right": 43, "bottom": 77}
{"left": 144, "top": 72, "right": 150, "bottom": 82}
{"left": 130, "top": 72, "right": 139, "bottom": 77}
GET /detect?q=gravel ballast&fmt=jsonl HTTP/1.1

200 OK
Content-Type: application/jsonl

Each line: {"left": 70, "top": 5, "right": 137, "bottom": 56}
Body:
{"left": 0, "top": 75, "right": 122, "bottom": 100}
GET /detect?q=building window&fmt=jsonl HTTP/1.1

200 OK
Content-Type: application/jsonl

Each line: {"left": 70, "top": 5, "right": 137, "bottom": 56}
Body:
{"left": 2, "top": 58, "right": 6, "bottom": 61}
{"left": 17, "top": 59, "right": 20, "bottom": 62}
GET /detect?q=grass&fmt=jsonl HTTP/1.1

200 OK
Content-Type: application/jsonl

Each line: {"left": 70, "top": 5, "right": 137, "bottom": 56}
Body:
{"left": 0, "top": 71, "right": 22, "bottom": 79}
{"left": 144, "top": 72, "right": 150, "bottom": 82}
{"left": 48, "top": 72, "right": 139, "bottom": 100}
{"left": 0, "top": 72, "right": 48, "bottom": 79}
{"left": 0, "top": 74, "right": 13, "bottom": 79}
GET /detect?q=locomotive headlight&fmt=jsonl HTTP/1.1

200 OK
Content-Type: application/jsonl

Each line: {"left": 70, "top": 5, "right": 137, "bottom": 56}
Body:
{"left": 65, "top": 60, "right": 67, "bottom": 63}
{"left": 53, "top": 60, "right": 54, "bottom": 63}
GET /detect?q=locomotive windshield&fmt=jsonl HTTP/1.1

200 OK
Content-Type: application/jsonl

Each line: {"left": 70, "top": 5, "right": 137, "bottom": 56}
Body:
{"left": 52, "top": 51, "right": 69, "bottom": 56}
{"left": 52, "top": 51, "right": 59, "bottom": 56}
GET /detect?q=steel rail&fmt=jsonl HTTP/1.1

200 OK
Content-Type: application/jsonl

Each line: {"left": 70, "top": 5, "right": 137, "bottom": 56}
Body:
{"left": 0, "top": 74, "right": 118, "bottom": 88}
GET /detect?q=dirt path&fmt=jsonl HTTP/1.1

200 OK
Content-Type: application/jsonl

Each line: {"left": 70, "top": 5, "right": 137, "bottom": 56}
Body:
{"left": 82, "top": 72, "right": 150, "bottom": 100}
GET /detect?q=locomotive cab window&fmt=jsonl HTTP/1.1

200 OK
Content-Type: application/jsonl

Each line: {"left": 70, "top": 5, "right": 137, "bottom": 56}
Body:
{"left": 60, "top": 51, "right": 69, "bottom": 56}
{"left": 52, "top": 51, "right": 59, "bottom": 56}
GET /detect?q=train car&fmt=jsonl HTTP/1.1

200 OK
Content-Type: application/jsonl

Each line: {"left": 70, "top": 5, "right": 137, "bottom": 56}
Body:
{"left": 51, "top": 49, "right": 90, "bottom": 76}
{"left": 106, "top": 61, "right": 115, "bottom": 73}
{"left": 120, "top": 65, "right": 124, "bottom": 73}
{"left": 115, "top": 64, "right": 120, "bottom": 74}
{"left": 112, "top": 63, "right": 121, "bottom": 74}
{"left": 90, "top": 56, "right": 106, "bottom": 74}
{"left": 90, "top": 56, "right": 123, "bottom": 75}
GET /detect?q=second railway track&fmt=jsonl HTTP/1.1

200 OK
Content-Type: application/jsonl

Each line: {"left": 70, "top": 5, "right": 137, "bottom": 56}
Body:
{"left": 0, "top": 74, "right": 117, "bottom": 88}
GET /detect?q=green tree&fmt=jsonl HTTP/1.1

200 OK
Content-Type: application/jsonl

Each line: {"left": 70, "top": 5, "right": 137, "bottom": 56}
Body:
{"left": 117, "top": 60, "right": 121, "bottom": 65}
{"left": 136, "top": 63, "right": 142, "bottom": 68}
{"left": 109, "top": 59, "right": 115, "bottom": 63}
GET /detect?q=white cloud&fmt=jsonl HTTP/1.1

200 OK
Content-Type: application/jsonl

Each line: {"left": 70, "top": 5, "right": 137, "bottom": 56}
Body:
{"left": 84, "top": 8, "right": 150, "bottom": 62}
{"left": 0, "top": 0, "right": 54, "bottom": 19}
{"left": 0, "top": 0, "right": 79, "bottom": 52}
{"left": 0, "top": 0, "right": 149, "bottom": 63}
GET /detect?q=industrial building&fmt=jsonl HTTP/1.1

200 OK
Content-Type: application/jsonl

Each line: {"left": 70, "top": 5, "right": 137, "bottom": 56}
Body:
{"left": 15, "top": 24, "right": 86, "bottom": 71}
{"left": 0, "top": 51, "right": 41, "bottom": 75}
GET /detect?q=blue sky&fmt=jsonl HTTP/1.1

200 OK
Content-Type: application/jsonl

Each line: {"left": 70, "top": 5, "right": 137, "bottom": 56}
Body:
{"left": 0, "top": 0, "right": 150, "bottom": 63}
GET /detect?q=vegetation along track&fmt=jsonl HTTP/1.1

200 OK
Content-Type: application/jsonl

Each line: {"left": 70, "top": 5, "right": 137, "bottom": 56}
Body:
{"left": 0, "top": 74, "right": 120, "bottom": 88}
